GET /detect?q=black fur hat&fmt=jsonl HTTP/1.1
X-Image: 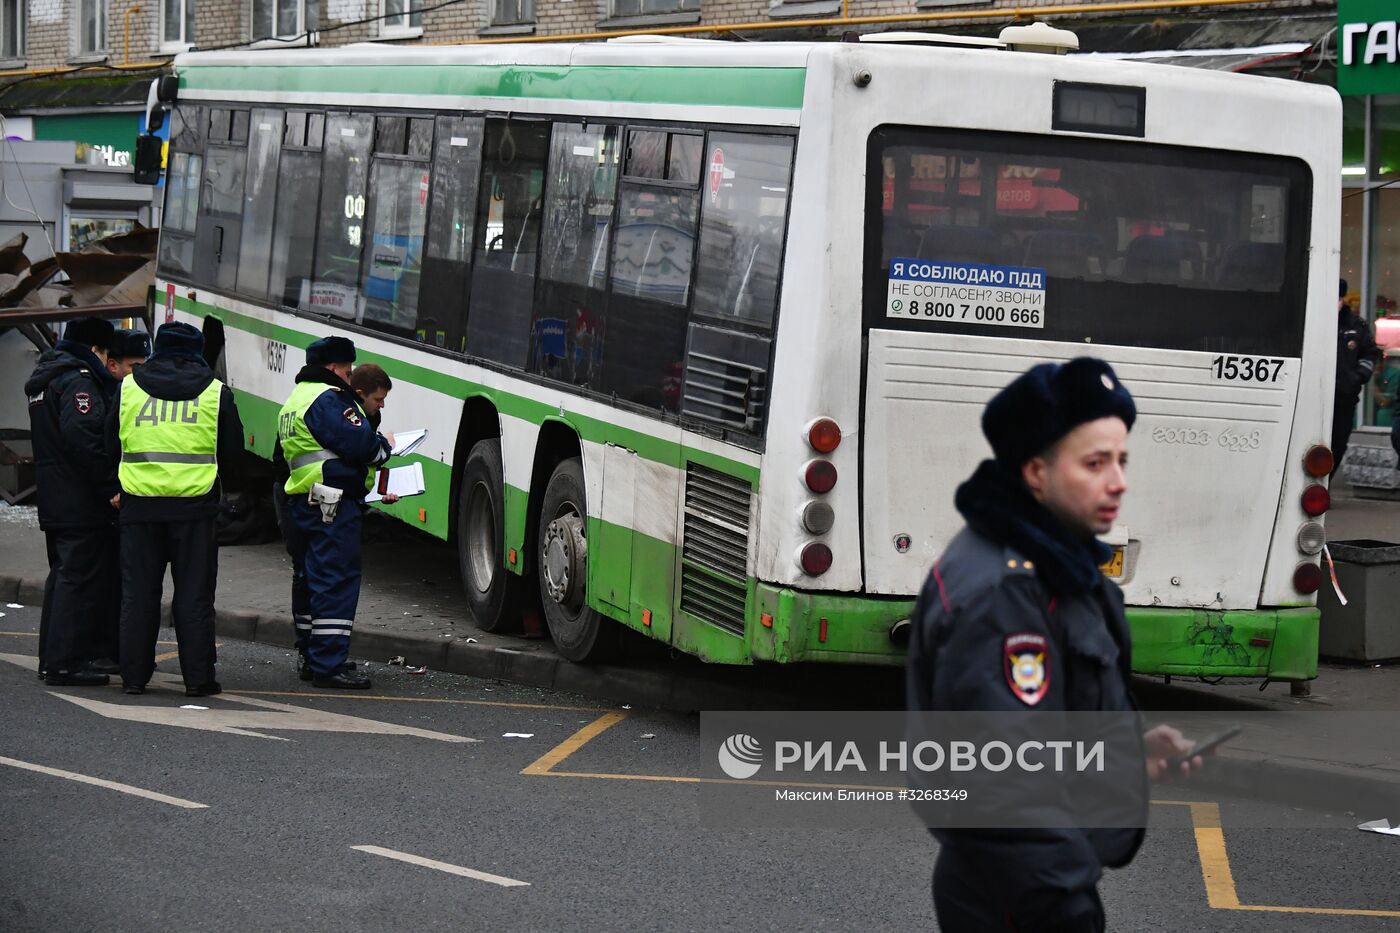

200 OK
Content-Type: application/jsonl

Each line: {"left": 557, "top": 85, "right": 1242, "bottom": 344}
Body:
{"left": 63, "top": 316, "right": 114, "bottom": 349}
{"left": 306, "top": 336, "right": 356, "bottom": 366}
{"left": 110, "top": 328, "right": 151, "bottom": 359}
{"left": 982, "top": 357, "right": 1137, "bottom": 468}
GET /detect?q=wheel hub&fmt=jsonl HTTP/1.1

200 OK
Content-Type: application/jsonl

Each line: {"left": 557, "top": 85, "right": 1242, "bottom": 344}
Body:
{"left": 542, "top": 513, "right": 586, "bottom": 609}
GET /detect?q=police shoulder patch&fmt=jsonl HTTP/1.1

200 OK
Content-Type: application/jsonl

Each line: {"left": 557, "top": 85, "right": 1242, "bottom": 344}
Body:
{"left": 1004, "top": 632, "right": 1050, "bottom": 706}
{"left": 343, "top": 407, "right": 362, "bottom": 426}
{"left": 74, "top": 391, "right": 91, "bottom": 414}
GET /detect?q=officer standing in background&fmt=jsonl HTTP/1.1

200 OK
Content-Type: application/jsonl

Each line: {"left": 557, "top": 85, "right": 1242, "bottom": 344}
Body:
{"left": 105, "top": 328, "right": 150, "bottom": 381}
{"left": 278, "top": 337, "right": 393, "bottom": 689}
{"left": 906, "top": 357, "right": 1200, "bottom": 933}
{"left": 25, "top": 316, "right": 119, "bottom": 686}
{"left": 1334, "top": 278, "right": 1381, "bottom": 477}
{"left": 108, "top": 322, "right": 244, "bottom": 697}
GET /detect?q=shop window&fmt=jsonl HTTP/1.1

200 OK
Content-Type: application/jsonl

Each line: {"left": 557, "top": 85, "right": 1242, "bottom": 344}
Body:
{"left": 311, "top": 112, "right": 373, "bottom": 321}
{"left": 464, "top": 118, "right": 550, "bottom": 370}
{"left": 531, "top": 122, "right": 620, "bottom": 385}
{"left": 419, "top": 115, "right": 484, "bottom": 353}
{"left": 236, "top": 109, "right": 284, "bottom": 301}
{"left": 1376, "top": 96, "right": 1400, "bottom": 182}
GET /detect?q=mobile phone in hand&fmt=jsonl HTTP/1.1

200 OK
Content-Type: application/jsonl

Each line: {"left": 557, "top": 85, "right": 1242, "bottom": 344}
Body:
{"left": 1168, "top": 723, "right": 1242, "bottom": 769}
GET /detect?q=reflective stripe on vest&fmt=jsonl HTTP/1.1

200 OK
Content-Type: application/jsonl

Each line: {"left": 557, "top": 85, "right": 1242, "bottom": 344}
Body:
{"left": 117, "top": 377, "right": 222, "bottom": 498}
{"left": 279, "top": 382, "right": 334, "bottom": 496}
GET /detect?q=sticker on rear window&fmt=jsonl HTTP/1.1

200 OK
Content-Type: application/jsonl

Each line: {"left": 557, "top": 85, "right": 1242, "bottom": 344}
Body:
{"left": 886, "top": 257, "right": 1047, "bottom": 329}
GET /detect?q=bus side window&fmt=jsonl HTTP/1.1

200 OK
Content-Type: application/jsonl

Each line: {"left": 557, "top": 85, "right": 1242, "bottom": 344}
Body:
{"left": 235, "top": 108, "right": 284, "bottom": 302}
{"left": 465, "top": 118, "right": 550, "bottom": 370}
{"left": 420, "top": 114, "right": 484, "bottom": 354}
{"left": 531, "top": 121, "right": 621, "bottom": 386}
{"left": 602, "top": 126, "right": 703, "bottom": 413}
{"left": 194, "top": 107, "right": 248, "bottom": 294}
{"left": 360, "top": 114, "right": 433, "bottom": 341}
{"left": 156, "top": 104, "right": 206, "bottom": 281}
{"left": 311, "top": 112, "right": 374, "bottom": 322}
{"left": 270, "top": 111, "right": 324, "bottom": 313}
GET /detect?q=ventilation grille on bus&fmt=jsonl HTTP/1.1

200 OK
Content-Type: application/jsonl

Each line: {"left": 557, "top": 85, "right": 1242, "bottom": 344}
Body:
{"left": 680, "top": 463, "right": 753, "bottom": 636}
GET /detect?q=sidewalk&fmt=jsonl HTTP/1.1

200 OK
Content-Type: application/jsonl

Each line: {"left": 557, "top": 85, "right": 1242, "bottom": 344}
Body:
{"left": 2, "top": 498, "right": 1397, "bottom": 814}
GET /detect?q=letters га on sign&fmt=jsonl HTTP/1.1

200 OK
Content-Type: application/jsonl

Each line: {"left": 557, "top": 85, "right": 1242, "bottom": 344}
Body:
{"left": 1338, "top": 0, "right": 1400, "bottom": 97}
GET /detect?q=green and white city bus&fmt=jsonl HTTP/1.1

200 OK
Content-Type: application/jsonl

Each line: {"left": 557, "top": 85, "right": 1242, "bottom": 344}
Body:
{"left": 145, "top": 27, "right": 1340, "bottom": 679}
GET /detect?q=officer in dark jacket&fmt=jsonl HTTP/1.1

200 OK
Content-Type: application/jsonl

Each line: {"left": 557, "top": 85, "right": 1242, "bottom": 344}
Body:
{"left": 277, "top": 337, "right": 392, "bottom": 689}
{"left": 105, "top": 328, "right": 150, "bottom": 381}
{"left": 26, "top": 316, "right": 120, "bottom": 686}
{"left": 1335, "top": 279, "right": 1382, "bottom": 476}
{"left": 906, "top": 357, "right": 1199, "bottom": 933}
{"left": 105, "top": 323, "right": 245, "bottom": 696}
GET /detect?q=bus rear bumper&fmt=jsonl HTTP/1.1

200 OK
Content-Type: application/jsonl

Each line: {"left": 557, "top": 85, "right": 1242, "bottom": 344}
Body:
{"left": 1126, "top": 606, "right": 1319, "bottom": 681}
{"left": 748, "top": 584, "right": 1318, "bottom": 679}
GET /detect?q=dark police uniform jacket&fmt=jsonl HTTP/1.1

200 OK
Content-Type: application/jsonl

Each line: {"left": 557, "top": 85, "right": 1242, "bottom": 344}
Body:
{"left": 276, "top": 364, "right": 389, "bottom": 502}
{"left": 24, "top": 341, "right": 119, "bottom": 529}
{"left": 906, "top": 461, "right": 1147, "bottom": 927}
{"left": 1337, "top": 306, "right": 1381, "bottom": 403}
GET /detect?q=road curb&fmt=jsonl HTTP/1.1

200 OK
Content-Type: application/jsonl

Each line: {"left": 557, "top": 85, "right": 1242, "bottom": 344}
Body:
{"left": 1199, "top": 753, "right": 1400, "bottom": 820}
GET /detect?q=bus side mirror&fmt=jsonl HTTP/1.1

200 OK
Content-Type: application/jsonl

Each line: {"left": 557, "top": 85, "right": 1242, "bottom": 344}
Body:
{"left": 134, "top": 135, "right": 164, "bottom": 185}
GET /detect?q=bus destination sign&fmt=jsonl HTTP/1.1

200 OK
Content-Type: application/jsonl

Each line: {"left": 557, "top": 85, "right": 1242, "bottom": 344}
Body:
{"left": 886, "top": 257, "right": 1048, "bottom": 329}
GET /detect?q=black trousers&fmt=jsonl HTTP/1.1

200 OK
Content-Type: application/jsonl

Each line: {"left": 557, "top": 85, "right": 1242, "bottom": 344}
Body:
{"left": 119, "top": 518, "right": 218, "bottom": 689}
{"left": 1331, "top": 397, "right": 1357, "bottom": 478}
{"left": 933, "top": 849, "right": 1105, "bottom": 933}
{"left": 40, "top": 526, "right": 118, "bottom": 673}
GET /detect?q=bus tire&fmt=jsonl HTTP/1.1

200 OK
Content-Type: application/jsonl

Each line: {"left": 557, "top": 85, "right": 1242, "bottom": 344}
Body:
{"left": 538, "top": 457, "right": 617, "bottom": 663}
{"left": 458, "top": 438, "right": 522, "bottom": 634}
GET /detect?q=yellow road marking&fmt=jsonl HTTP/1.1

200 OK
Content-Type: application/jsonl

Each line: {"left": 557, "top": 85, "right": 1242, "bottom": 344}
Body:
{"left": 0, "top": 754, "right": 209, "bottom": 809}
{"left": 226, "top": 683, "right": 599, "bottom": 711}
{"left": 0, "top": 631, "right": 38, "bottom": 637}
{"left": 154, "top": 650, "right": 180, "bottom": 663}
{"left": 521, "top": 711, "right": 629, "bottom": 774}
{"left": 1157, "top": 800, "right": 1400, "bottom": 918}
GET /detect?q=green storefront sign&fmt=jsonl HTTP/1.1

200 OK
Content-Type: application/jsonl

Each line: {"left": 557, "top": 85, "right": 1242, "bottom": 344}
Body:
{"left": 32, "top": 112, "right": 138, "bottom": 165}
{"left": 1339, "top": 0, "right": 1400, "bottom": 96}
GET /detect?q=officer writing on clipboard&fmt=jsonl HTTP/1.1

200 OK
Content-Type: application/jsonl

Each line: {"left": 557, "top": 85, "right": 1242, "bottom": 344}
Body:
{"left": 906, "top": 357, "right": 1202, "bottom": 932}
{"left": 277, "top": 337, "right": 393, "bottom": 689}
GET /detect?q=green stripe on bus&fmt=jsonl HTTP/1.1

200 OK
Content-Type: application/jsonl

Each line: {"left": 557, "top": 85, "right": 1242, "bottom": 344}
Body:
{"left": 179, "top": 64, "right": 808, "bottom": 110}
{"left": 184, "top": 296, "right": 761, "bottom": 485}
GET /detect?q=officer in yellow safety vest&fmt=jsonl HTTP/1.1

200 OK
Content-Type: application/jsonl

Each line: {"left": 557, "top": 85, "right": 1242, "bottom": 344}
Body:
{"left": 277, "top": 336, "right": 393, "bottom": 689}
{"left": 106, "top": 322, "right": 244, "bottom": 697}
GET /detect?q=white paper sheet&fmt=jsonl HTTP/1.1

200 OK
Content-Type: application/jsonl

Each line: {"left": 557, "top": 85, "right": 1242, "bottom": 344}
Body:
{"left": 389, "top": 428, "right": 428, "bottom": 458}
{"left": 366, "top": 462, "right": 426, "bottom": 503}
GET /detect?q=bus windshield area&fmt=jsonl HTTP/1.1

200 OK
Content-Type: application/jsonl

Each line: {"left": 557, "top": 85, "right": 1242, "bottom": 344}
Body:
{"left": 864, "top": 126, "right": 1313, "bottom": 357}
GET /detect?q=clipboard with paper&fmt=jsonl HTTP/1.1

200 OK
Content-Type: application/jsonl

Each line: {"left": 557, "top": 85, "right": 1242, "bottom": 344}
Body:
{"left": 366, "top": 461, "right": 426, "bottom": 503}
{"left": 389, "top": 429, "right": 427, "bottom": 458}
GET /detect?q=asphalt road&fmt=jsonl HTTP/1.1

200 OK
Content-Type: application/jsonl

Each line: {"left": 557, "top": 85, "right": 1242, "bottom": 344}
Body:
{"left": 1, "top": 604, "right": 1397, "bottom": 932}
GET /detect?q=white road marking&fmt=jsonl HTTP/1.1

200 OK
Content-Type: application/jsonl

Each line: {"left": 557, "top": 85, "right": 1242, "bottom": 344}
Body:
{"left": 0, "top": 652, "right": 478, "bottom": 744}
{"left": 0, "top": 755, "right": 209, "bottom": 809}
{"left": 351, "top": 846, "right": 530, "bottom": 887}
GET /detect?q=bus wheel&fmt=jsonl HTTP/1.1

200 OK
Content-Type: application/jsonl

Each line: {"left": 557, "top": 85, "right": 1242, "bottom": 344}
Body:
{"left": 457, "top": 438, "right": 521, "bottom": 633}
{"left": 538, "top": 457, "right": 617, "bottom": 663}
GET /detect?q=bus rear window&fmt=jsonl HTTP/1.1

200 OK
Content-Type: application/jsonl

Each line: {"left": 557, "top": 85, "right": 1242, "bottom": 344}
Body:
{"left": 864, "top": 127, "right": 1312, "bottom": 357}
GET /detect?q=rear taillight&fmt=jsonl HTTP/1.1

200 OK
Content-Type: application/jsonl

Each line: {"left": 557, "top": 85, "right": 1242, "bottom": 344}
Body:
{"left": 804, "top": 460, "right": 837, "bottom": 494}
{"left": 1301, "top": 484, "right": 1330, "bottom": 517}
{"left": 1303, "top": 445, "right": 1334, "bottom": 478}
{"left": 1296, "top": 522, "right": 1325, "bottom": 556}
{"left": 802, "top": 500, "right": 835, "bottom": 535}
{"left": 800, "top": 543, "right": 833, "bottom": 576}
{"left": 807, "top": 418, "right": 842, "bottom": 454}
{"left": 1293, "top": 562, "right": 1322, "bottom": 594}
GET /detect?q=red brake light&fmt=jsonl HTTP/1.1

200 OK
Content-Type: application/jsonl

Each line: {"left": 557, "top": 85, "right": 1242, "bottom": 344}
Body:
{"left": 1292, "top": 562, "right": 1322, "bottom": 594}
{"left": 800, "top": 543, "right": 833, "bottom": 576}
{"left": 805, "top": 460, "right": 837, "bottom": 494}
{"left": 1303, "top": 446, "right": 1334, "bottom": 478}
{"left": 1300, "top": 484, "right": 1330, "bottom": 517}
{"left": 808, "top": 418, "right": 842, "bottom": 454}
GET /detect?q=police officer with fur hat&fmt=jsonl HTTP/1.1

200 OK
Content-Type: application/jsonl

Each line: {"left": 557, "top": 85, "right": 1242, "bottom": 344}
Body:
{"left": 906, "top": 357, "right": 1201, "bottom": 932}
{"left": 105, "top": 328, "right": 150, "bottom": 382}
{"left": 107, "top": 322, "right": 245, "bottom": 696}
{"left": 25, "top": 316, "right": 120, "bottom": 685}
{"left": 276, "top": 336, "right": 393, "bottom": 689}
